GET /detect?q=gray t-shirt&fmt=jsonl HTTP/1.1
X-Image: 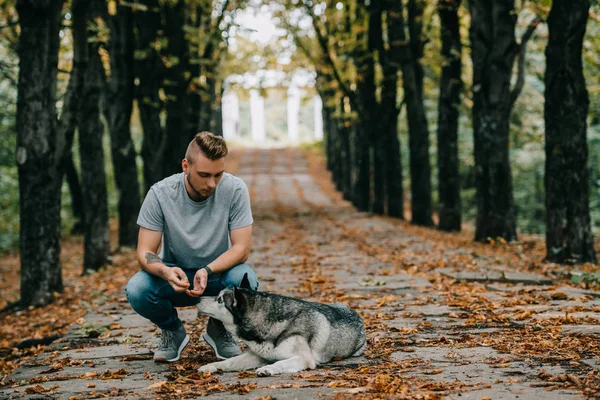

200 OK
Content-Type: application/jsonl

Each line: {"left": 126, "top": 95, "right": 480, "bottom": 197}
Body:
{"left": 137, "top": 172, "right": 253, "bottom": 270}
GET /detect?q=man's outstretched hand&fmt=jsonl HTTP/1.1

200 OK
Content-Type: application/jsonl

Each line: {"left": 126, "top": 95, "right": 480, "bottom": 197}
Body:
{"left": 186, "top": 268, "right": 208, "bottom": 297}
{"left": 163, "top": 266, "right": 190, "bottom": 293}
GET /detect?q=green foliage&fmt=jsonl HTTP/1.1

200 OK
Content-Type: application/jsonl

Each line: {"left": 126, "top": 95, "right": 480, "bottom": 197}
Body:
{"left": 571, "top": 270, "right": 600, "bottom": 287}
{"left": 0, "top": 167, "right": 19, "bottom": 252}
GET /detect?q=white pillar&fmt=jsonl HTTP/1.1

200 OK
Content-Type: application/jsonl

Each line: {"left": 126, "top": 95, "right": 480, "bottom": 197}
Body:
{"left": 221, "top": 91, "right": 239, "bottom": 140}
{"left": 250, "top": 89, "right": 266, "bottom": 142}
{"left": 313, "top": 95, "right": 324, "bottom": 140}
{"left": 287, "top": 86, "right": 300, "bottom": 143}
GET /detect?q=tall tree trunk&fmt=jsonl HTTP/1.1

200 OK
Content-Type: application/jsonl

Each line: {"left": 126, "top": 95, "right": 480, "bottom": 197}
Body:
{"left": 469, "top": 0, "right": 518, "bottom": 242}
{"left": 369, "top": 0, "right": 384, "bottom": 215}
{"left": 401, "top": 0, "right": 433, "bottom": 226}
{"left": 135, "top": 0, "right": 165, "bottom": 194}
{"left": 61, "top": 0, "right": 89, "bottom": 235}
{"left": 79, "top": 44, "right": 110, "bottom": 273}
{"left": 437, "top": 0, "right": 462, "bottom": 231}
{"left": 105, "top": 1, "right": 141, "bottom": 248}
{"left": 162, "top": 1, "right": 191, "bottom": 178}
{"left": 351, "top": 0, "right": 374, "bottom": 212}
{"left": 383, "top": 0, "right": 404, "bottom": 219}
{"left": 16, "top": 0, "right": 64, "bottom": 307}
{"left": 544, "top": 0, "right": 597, "bottom": 264}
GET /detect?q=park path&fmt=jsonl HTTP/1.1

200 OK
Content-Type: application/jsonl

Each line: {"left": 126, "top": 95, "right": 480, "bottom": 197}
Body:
{"left": 1, "top": 147, "right": 599, "bottom": 399}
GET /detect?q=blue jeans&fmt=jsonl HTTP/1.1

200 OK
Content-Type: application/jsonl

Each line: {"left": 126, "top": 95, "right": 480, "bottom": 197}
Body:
{"left": 126, "top": 263, "right": 258, "bottom": 331}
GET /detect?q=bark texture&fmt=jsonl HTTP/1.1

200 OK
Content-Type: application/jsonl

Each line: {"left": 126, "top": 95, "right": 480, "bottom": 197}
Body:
{"left": 16, "top": 0, "right": 65, "bottom": 306}
{"left": 544, "top": 0, "right": 597, "bottom": 263}
{"left": 469, "top": 0, "right": 518, "bottom": 241}
{"left": 437, "top": 0, "right": 462, "bottom": 231}
{"left": 79, "top": 43, "right": 110, "bottom": 273}
{"left": 105, "top": 2, "right": 141, "bottom": 247}
{"left": 135, "top": 0, "right": 165, "bottom": 194}
{"left": 402, "top": 0, "right": 433, "bottom": 226}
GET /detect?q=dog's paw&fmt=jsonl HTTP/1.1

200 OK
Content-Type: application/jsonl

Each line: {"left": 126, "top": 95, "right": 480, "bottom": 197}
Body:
{"left": 256, "top": 366, "right": 277, "bottom": 377}
{"left": 198, "top": 364, "right": 219, "bottom": 374}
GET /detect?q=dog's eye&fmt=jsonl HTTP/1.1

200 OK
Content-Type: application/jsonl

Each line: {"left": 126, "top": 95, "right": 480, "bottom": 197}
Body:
{"left": 217, "top": 297, "right": 223, "bottom": 304}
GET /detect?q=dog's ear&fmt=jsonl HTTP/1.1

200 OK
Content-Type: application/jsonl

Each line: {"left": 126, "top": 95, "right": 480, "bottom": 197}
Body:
{"left": 232, "top": 286, "right": 247, "bottom": 312}
{"left": 239, "top": 273, "right": 252, "bottom": 290}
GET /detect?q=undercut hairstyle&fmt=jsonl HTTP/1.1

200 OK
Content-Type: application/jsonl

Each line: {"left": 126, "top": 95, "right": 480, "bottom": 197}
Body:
{"left": 186, "top": 131, "right": 228, "bottom": 163}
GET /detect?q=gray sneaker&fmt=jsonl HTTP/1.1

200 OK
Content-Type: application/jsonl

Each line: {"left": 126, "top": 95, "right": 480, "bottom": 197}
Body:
{"left": 154, "top": 324, "right": 190, "bottom": 362}
{"left": 202, "top": 318, "right": 241, "bottom": 359}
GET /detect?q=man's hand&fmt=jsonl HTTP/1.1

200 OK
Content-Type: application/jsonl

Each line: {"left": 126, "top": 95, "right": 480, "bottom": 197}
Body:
{"left": 162, "top": 266, "right": 190, "bottom": 293}
{"left": 186, "top": 268, "right": 208, "bottom": 297}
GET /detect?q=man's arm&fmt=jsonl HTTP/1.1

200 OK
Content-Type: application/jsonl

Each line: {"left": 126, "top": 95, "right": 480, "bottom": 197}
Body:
{"left": 207, "top": 224, "right": 252, "bottom": 273}
{"left": 137, "top": 226, "right": 189, "bottom": 292}
{"left": 186, "top": 225, "right": 252, "bottom": 297}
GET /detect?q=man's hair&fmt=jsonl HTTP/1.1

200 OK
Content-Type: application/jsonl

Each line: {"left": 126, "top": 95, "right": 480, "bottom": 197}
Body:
{"left": 186, "top": 131, "right": 228, "bottom": 163}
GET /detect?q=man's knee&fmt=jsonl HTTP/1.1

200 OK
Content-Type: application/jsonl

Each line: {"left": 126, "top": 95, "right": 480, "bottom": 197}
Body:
{"left": 221, "top": 263, "right": 259, "bottom": 290}
{"left": 126, "top": 270, "right": 154, "bottom": 309}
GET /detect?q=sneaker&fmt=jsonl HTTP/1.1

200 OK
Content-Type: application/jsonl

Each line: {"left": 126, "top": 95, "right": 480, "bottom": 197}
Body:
{"left": 202, "top": 318, "right": 241, "bottom": 360}
{"left": 154, "top": 324, "right": 190, "bottom": 362}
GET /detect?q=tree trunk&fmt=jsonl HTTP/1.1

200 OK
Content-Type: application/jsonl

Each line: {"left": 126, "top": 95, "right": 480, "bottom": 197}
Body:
{"left": 352, "top": 124, "right": 371, "bottom": 211}
{"left": 134, "top": 0, "right": 165, "bottom": 194}
{"left": 469, "top": 0, "right": 518, "bottom": 242}
{"left": 400, "top": 0, "right": 433, "bottom": 226}
{"left": 382, "top": 0, "right": 404, "bottom": 219}
{"left": 340, "top": 116, "right": 353, "bottom": 201}
{"left": 79, "top": 45, "right": 110, "bottom": 273}
{"left": 162, "top": 1, "right": 191, "bottom": 177}
{"left": 16, "top": 0, "right": 65, "bottom": 307}
{"left": 437, "top": 0, "right": 462, "bottom": 231}
{"left": 60, "top": 0, "right": 88, "bottom": 235}
{"left": 544, "top": 0, "right": 597, "bottom": 264}
{"left": 105, "top": 2, "right": 141, "bottom": 248}
{"left": 351, "top": 0, "right": 375, "bottom": 212}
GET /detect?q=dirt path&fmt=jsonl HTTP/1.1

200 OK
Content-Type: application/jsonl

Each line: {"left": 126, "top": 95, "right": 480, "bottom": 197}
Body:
{"left": 1, "top": 147, "right": 598, "bottom": 399}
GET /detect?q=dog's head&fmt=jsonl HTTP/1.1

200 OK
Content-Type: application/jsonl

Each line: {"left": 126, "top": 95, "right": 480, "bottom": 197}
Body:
{"left": 196, "top": 273, "right": 255, "bottom": 325}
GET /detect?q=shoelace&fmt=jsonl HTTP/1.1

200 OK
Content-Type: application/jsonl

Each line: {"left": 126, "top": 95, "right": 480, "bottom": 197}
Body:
{"left": 159, "top": 329, "right": 175, "bottom": 350}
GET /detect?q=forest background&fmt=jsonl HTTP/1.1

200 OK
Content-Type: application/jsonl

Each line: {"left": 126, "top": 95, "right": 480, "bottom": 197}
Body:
{"left": 0, "top": 0, "right": 598, "bottom": 253}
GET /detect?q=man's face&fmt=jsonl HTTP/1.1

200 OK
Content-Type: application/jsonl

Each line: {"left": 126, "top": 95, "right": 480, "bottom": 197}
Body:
{"left": 182, "top": 152, "right": 225, "bottom": 201}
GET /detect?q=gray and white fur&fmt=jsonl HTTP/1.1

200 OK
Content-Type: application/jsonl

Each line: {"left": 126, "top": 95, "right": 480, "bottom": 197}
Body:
{"left": 196, "top": 275, "right": 366, "bottom": 376}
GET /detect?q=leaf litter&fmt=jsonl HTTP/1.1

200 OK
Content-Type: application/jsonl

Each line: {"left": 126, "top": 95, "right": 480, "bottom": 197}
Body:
{"left": 0, "top": 147, "right": 599, "bottom": 398}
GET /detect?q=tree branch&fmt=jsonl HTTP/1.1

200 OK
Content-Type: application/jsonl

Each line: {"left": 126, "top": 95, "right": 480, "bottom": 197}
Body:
{"left": 303, "top": 0, "right": 361, "bottom": 114}
{"left": 510, "top": 15, "right": 543, "bottom": 109}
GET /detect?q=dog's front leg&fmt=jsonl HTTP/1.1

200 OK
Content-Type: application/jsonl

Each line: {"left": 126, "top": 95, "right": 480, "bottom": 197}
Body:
{"left": 198, "top": 352, "right": 266, "bottom": 374}
{"left": 256, "top": 355, "right": 316, "bottom": 377}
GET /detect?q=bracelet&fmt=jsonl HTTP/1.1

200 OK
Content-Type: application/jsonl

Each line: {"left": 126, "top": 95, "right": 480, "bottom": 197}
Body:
{"left": 200, "top": 265, "right": 213, "bottom": 277}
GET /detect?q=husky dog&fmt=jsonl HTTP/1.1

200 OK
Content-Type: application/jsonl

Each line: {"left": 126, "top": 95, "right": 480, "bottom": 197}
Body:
{"left": 196, "top": 275, "right": 367, "bottom": 376}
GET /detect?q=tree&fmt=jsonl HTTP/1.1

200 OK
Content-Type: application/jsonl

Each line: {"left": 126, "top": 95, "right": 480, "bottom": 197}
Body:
{"left": 15, "top": 0, "right": 65, "bottom": 306}
{"left": 468, "top": 0, "right": 538, "bottom": 242}
{"left": 134, "top": 0, "right": 166, "bottom": 194}
{"left": 436, "top": 0, "right": 462, "bottom": 231}
{"left": 544, "top": 0, "right": 597, "bottom": 264}
{"left": 105, "top": 1, "right": 141, "bottom": 248}
{"left": 78, "top": 0, "right": 110, "bottom": 272}
{"left": 404, "top": 0, "right": 433, "bottom": 226}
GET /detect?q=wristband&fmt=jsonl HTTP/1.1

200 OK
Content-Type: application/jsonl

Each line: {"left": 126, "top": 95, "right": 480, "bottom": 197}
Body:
{"left": 200, "top": 265, "right": 213, "bottom": 277}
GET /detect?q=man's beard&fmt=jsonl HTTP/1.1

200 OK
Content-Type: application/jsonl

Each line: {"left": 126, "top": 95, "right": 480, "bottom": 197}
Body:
{"left": 186, "top": 173, "right": 212, "bottom": 201}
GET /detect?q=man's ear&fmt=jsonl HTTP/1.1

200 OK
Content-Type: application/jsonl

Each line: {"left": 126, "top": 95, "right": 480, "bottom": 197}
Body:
{"left": 239, "top": 273, "right": 252, "bottom": 290}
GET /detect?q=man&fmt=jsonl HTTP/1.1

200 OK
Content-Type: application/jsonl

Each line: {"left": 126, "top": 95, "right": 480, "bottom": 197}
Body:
{"left": 126, "top": 131, "right": 258, "bottom": 363}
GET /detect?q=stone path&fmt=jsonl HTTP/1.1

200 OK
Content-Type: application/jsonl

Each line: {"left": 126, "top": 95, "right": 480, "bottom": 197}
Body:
{"left": 1, "top": 147, "right": 598, "bottom": 399}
